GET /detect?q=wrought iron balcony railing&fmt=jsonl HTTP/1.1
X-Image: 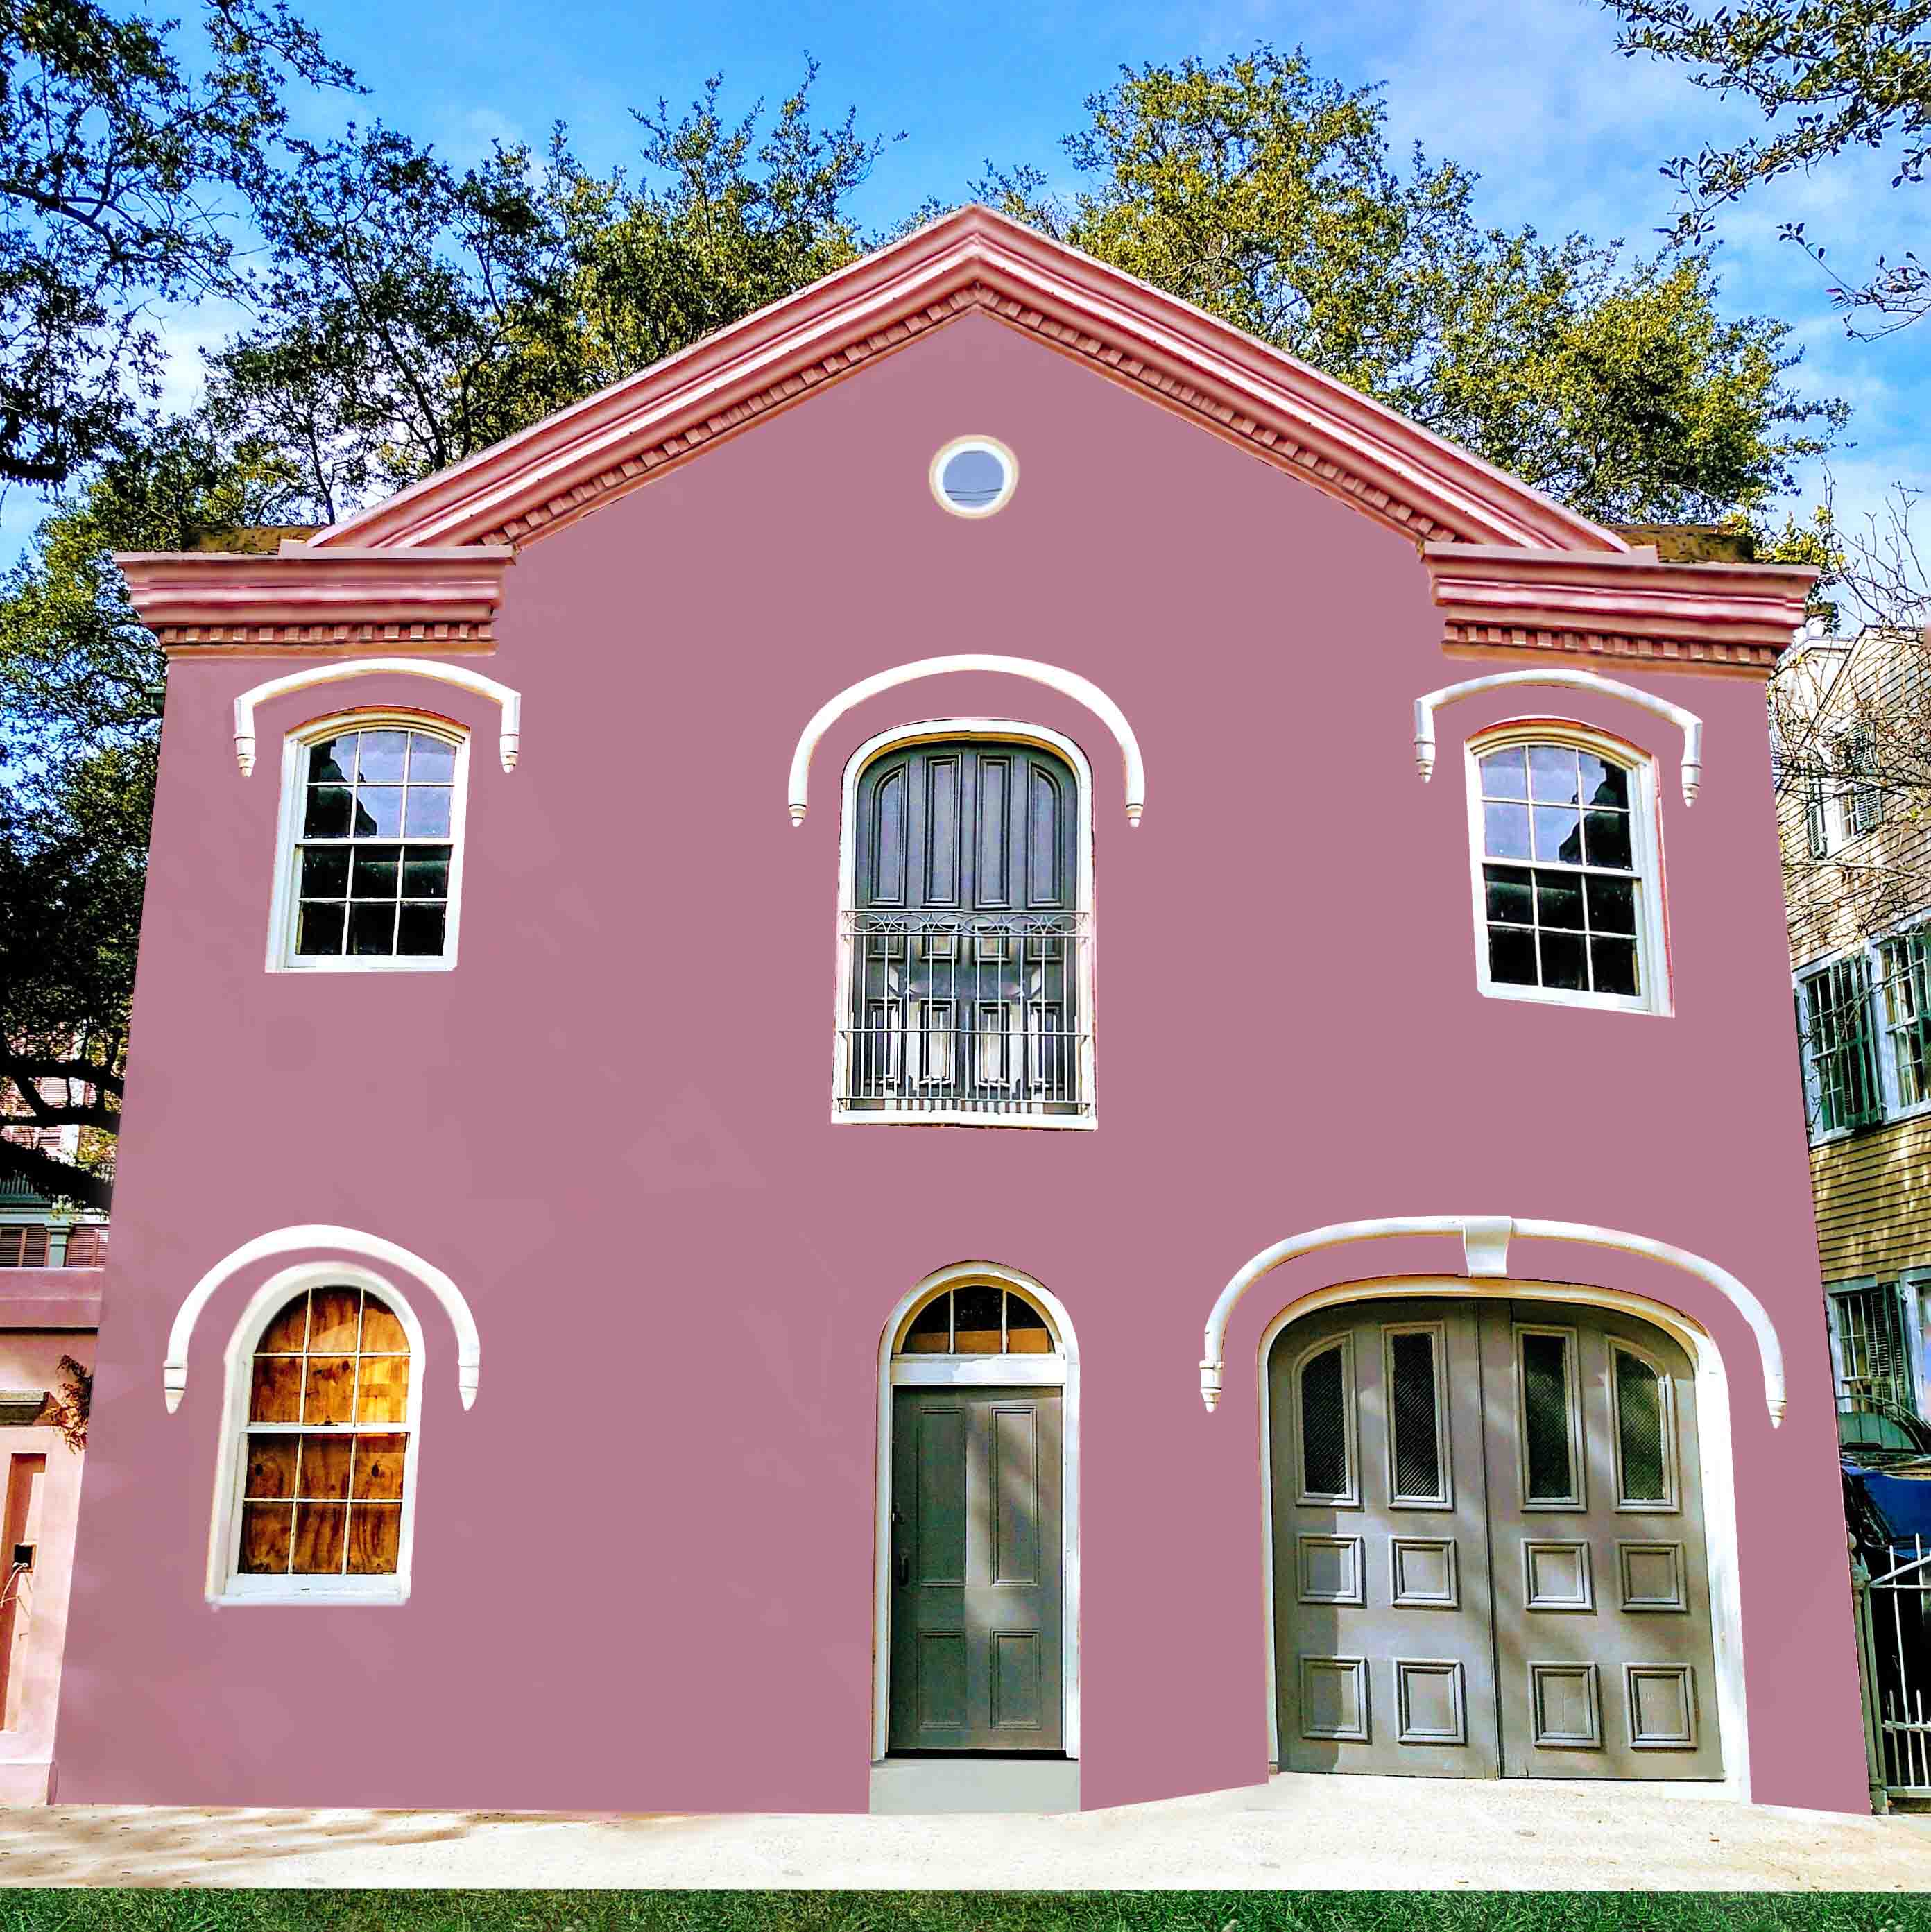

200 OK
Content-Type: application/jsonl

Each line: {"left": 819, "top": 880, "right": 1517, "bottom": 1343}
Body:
{"left": 839, "top": 909, "right": 1090, "bottom": 1120}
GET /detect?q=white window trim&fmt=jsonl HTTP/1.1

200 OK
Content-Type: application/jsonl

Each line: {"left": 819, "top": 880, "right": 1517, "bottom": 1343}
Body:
{"left": 206, "top": 1260, "right": 427, "bottom": 1607}
{"left": 1794, "top": 916, "right": 1931, "bottom": 1143}
{"left": 832, "top": 719, "right": 1097, "bottom": 1130}
{"left": 1461, "top": 717, "right": 1672, "bottom": 1018}
{"left": 873, "top": 1261, "right": 1079, "bottom": 1763}
{"left": 929, "top": 434, "right": 1019, "bottom": 519}
{"left": 266, "top": 709, "right": 471, "bottom": 975}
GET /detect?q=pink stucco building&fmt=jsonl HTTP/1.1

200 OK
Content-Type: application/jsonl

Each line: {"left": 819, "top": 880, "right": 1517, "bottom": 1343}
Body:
{"left": 55, "top": 208, "right": 1862, "bottom": 1814}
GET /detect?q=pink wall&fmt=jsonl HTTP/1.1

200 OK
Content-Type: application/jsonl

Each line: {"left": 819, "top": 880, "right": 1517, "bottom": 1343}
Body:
{"left": 55, "top": 314, "right": 1863, "bottom": 1811}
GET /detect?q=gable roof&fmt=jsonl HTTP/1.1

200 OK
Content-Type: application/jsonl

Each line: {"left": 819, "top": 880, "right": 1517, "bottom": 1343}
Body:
{"left": 119, "top": 204, "right": 1817, "bottom": 672}
{"left": 307, "top": 203, "right": 1623, "bottom": 556}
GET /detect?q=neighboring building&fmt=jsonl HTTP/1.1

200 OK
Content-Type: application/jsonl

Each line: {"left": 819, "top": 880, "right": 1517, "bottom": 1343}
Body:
{"left": 1779, "top": 623, "right": 1931, "bottom": 1456}
{"left": 57, "top": 207, "right": 1861, "bottom": 1814}
{"left": 1, "top": 1125, "right": 111, "bottom": 1272}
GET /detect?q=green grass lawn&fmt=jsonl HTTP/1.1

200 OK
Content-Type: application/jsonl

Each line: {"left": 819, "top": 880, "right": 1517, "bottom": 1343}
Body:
{"left": 0, "top": 1897, "right": 1927, "bottom": 1931}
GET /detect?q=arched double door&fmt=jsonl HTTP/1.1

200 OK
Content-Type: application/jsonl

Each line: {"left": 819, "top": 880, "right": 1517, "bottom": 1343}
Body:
{"left": 1269, "top": 1294, "right": 1722, "bottom": 1779}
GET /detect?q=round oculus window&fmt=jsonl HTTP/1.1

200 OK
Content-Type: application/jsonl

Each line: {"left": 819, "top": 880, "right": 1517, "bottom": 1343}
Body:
{"left": 931, "top": 436, "right": 1017, "bottom": 518}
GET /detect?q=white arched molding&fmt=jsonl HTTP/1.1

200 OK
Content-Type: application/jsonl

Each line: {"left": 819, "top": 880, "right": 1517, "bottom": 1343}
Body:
{"left": 234, "top": 660, "right": 522, "bottom": 776}
{"left": 789, "top": 656, "right": 1144, "bottom": 827}
{"left": 1253, "top": 1274, "right": 1751, "bottom": 1798}
{"left": 874, "top": 1261, "right": 1081, "bottom": 1762}
{"left": 1414, "top": 669, "right": 1703, "bottom": 806}
{"left": 1199, "top": 1215, "right": 1785, "bottom": 1426}
{"left": 164, "top": 1226, "right": 481, "bottom": 1414}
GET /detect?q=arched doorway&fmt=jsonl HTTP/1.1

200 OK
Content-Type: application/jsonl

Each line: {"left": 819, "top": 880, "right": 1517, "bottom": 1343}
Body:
{"left": 874, "top": 1264, "right": 1079, "bottom": 1770}
{"left": 1267, "top": 1289, "right": 1723, "bottom": 1780}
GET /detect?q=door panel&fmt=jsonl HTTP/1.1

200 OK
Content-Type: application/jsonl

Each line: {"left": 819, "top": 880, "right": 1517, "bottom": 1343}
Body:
{"left": 1270, "top": 1299, "right": 1501, "bottom": 1775}
{"left": 1479, "top": 1300, "right": 1722, "bottom": 1779}
{"left": 1269, "top": 1294, "right": 1724, "bottom": 1781}
{"left": 890, "top": 1387, "right": 1064, "bottom": 1752}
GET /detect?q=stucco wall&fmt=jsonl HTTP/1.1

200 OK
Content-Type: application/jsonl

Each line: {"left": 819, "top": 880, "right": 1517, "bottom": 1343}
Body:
{"left": 56, "top": 314, "right": 1862, "bottom": 1812}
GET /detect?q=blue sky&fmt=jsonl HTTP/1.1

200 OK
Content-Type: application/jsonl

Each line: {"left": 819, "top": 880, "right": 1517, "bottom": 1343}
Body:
{"left": 22, "top": 0, "right": 1931, "bottom": 563}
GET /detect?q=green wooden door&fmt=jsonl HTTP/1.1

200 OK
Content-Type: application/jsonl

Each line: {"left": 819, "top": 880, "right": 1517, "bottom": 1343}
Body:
{"left": 889, "top": 1386, "right": 1064, "bottom": 1752}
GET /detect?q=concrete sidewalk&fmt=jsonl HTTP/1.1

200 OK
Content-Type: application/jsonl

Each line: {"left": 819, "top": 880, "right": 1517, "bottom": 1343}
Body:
{"left": 1, "top": 1776, "right": 1930, "bottom": 1890}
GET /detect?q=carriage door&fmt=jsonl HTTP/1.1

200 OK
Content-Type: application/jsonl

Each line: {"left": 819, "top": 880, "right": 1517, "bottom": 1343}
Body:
{"left": 1270, "top": 1295, "right": 1722, "bottom": 1779}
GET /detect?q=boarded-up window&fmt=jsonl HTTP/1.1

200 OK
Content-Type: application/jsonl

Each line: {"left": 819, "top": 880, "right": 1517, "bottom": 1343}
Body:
{"left": 236, "top": 1285, "right": 413, "bottom": 1580}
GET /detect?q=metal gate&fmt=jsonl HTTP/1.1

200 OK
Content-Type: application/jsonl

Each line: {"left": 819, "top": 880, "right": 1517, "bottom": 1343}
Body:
{"left": 1849, "top": 1535, "right": 1931, "bottom": 1812}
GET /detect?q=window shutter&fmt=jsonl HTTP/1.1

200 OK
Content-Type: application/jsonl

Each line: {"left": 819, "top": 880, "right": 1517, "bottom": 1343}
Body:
{"left": 62, "top": 1226, "right": 105, "bottom": 1269}
{"left": 1805, "top": 777, "right": 1830, "bottom": 858}
{"left": 0, "top": 1226, "right": 48, "bottom": 1268}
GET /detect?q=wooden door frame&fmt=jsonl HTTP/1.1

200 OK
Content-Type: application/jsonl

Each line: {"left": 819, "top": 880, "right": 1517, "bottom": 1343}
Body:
{"left": 832, "top": 719, "right": 1099, "bottom": 1130}
{"left": 873, "top": 1260, "right": 1081, "bottom": 1763}
{"left": 1256, "top": 1275, "right": 1748, "bottom": 1798}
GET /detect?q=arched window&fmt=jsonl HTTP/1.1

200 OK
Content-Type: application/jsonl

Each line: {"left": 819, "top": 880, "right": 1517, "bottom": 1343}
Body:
{"left": 836, "top": 725, "right": 1094, "bottom": 1125}
{"left": 212, "top": 1270, "right": 423, "bottom": 1602}
{"left": 268, "top": 713, "right": 469, "bottom": 971}
{"left": 1464, "top": 724, "right": 1670, "bottom": 1016}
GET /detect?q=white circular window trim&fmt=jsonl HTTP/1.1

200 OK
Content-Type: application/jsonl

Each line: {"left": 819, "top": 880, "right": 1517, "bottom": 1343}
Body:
{"left": 929, "top": 436, "right": 1018, "bottom": 519}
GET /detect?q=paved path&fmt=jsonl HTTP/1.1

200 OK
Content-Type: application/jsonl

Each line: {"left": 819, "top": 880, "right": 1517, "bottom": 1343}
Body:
{"left": 1, "top": 1777, "right": 1929, "bottom": 1890}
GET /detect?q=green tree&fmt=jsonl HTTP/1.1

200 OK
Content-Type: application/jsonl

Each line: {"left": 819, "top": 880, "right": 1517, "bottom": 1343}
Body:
{"left": 1603, "top": 0, "right": 1931, "bottom": 335}
{"left": 979, "top": 46, "right": 1843, "bottom": 522}
{"left": 0, "top": 0, "right": 354, "bottom": 490}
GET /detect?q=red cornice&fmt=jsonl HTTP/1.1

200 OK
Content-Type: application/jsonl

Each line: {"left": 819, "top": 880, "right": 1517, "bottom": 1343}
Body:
{"left": 117, "top": 545, "right": 514, "bottom": 652}
{"left": 306, "top": 205, "right": 1627, "bottom": 557}
{"left": 1425, "top": 544, "right": 1814, "bottom": 676}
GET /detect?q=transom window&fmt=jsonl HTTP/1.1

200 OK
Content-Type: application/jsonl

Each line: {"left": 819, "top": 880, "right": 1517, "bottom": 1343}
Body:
{"left": 1465, "top": 729, "right": 1668, "bottom": 1015}
{"left": 221, "top": 1280, "right": 419, "bottom": 1599}
{"left": 896, "top": 1285, "right": 1057, "bottom": 1355}
{"left": 272, "top": 718, "right": 467, "bottom": 971}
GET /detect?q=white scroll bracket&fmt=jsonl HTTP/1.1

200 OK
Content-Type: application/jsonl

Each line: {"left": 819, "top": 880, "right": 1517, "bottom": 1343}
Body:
{"left": 1413, "top": 668, "right": 1703, "bottom": 806}
{"left": 233, "top": 659, "right": 522, "bottom": 777}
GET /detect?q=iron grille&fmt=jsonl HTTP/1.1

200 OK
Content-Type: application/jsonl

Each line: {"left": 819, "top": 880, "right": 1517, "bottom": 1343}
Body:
{"left": 1389, "top": 1331, "right": 1442, "bottom": 1501}
{"left": 840, "top": 909, "right": 1089, "bottom": 1118}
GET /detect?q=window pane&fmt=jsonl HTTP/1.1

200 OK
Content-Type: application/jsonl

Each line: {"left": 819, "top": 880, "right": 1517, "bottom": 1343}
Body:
{"left": 407, "top": 735, "right": 456, "bottom": 783}
{"left": 356, "top": 732, "right": 409, "bottom": 783}
{"left": 1521, "top": 1333, "right": 1575, "bottom": 1501}
{"left": 1484, "top": 866, "right": 1533, "bottom": 925}
{"left": 1615, "top": 1350, "right": 1670, "bottom": 1505}
{"left": 1583, "top": 810, "right": 1633, "bottom": 870}
{"left": 1479, "top": 749, "right": 1529, "bottom": 799}
{"left": 355, "top": 1355, "right": 411, "bottom": 1424}
{"left": 401, "top": 851, "right": 450, "bottom": 900}
{"left": 244, "top": 1435, "right": 299, "bottom": 1498}
{"left": 1579, "top": 754, "right": 1630, "bottom": 810}
{"left": 1534, "top": 871, "right": 1584, "bottom": 931}
{"left": 293, "top": 1502, "right": 347, "bottom": 1574}
{"left": 347, "top": 1504, "right": 402, "bottom": 1575}
{"left": 239, "top": 1501, "right": 293, "bottom": 1573}
{"left": 353, "top": 787, "right": 404, "bottom": 837}
{"left": 249, "top": 1356, "right": 303, "bottom": 1424}
{"left": 300, "top": 847, "right": 350, "bottom": 898}
{"left": 1592, "top": 937, "right": 1639, "bottom": 998}
{"left": 395, "top": 903, "right": 447, "bottom": 957}
{"left": 304, "top": 787, "right": 352, "bottom": 838}
{"left": 297, "top": 1436, "right": 354, "bottom": 1499}
{"left": 307, "top": 1289, "right": 360, "bottom": 1353}
{"left": 1488, "top": 925, "right": 1538, "bottom": 986}
{"left": 361, "top": 1299, "right": 408, "bottom": 1353}
{"left": 295, "top": 901, "right": 346, "bottom": 955}
{"left": 303, "top": 1356, "right": 357, "bottom": 1424}
{"left": 900, "top": 1294, "right": 952, "bottom": 1353}
{"left": 1299, "top": 1345, "right": 1349, "bottom": 1497}
{"left": 1531, "top": 805, "right": 1584, "bottom": 864}
{"left": 352, "top": 1435, "right": 408, "bottom": 1499}
{"left": 307, "top": 737, "right": 354, "bottom": 787}
{"left": 350, "top": 848, "right": 400, "bottom": 900}
{"left": 952, "top": 1285, "right": 1003, "bottom": 1354}
{"left": 1484, "top": 802, "right": 1532, "bottom": 860}
{"left": 348, "top": 902, "right": 398, "bottom": 955}
{"left": 1540, "top": 930, "right": 1588, "bottom": 991}
{"left": 1389, "top": 1331, "right": 1443, "bottom": 1501}
{"left": 1528, "top": 744, "right": 1580, "bottom": 803}
{"left": 1005, "top": 1294, "right": 1055, "bottom": 1353}
{"left": 403, "top": 788, "right": 452, "bottom": 838}
{"left": 1585, "top": 874, "right": 1637, "bottom": 936}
